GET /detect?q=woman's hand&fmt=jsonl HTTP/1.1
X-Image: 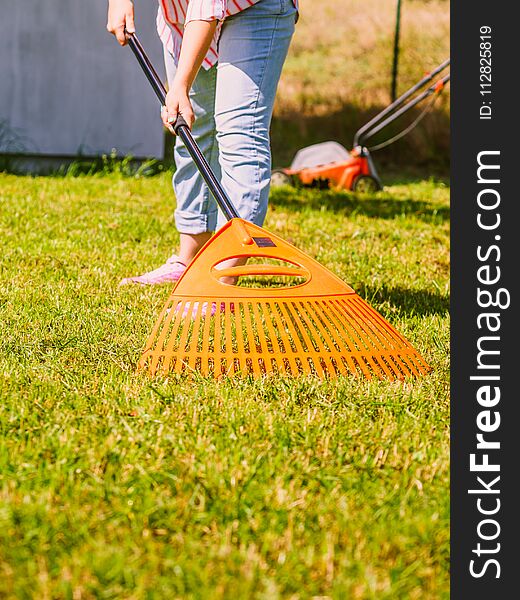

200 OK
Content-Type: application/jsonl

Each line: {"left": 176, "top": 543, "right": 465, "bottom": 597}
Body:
{"left": 161, "top": 84, "right": 195, "bottom": 133}
{"left": 107, "top": 0, "right": 135, "bottom": 46}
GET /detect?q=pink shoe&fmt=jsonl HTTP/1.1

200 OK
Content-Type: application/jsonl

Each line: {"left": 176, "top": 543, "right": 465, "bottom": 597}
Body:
{"left": 119, "top": 254, "right": 186, "bottom": 286}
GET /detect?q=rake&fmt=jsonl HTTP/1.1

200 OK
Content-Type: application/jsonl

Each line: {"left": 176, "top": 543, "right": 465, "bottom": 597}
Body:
{"left": 127, "top": 34, "right": 431, "bottom": 380}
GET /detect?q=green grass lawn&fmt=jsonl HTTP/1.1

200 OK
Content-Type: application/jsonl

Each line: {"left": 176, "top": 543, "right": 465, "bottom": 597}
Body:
{"left": 0, "top": 171, "right": 449, "bottom": 599}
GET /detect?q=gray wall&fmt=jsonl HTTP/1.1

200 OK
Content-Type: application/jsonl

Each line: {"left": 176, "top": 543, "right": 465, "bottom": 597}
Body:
{"left": 0, "top": 0, "right": 165, "bottom": 159}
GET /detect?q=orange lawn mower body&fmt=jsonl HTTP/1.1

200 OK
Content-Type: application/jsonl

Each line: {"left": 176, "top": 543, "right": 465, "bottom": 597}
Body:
{"left": 272, "top": 59, "right": 450, "bottom": 194}
{"left": 272, "top": 142, "right": 381, "bottom": 194}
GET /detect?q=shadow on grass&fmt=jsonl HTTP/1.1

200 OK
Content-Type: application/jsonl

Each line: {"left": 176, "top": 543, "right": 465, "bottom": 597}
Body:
{"left": 270, "top": 187, "right": 450, "bottom": 223}
{"left": 358, "top": 283, "right": 449, "bottom": 317}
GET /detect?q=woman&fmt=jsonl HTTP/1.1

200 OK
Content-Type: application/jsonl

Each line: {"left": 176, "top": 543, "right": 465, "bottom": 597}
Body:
{"left": 107, "top": 0, "right": 297, "bottom": 285}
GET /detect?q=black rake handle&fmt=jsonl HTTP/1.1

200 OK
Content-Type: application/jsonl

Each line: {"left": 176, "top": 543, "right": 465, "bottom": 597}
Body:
{"left": 126, "top": 33, "right": 240, "bottom": 221}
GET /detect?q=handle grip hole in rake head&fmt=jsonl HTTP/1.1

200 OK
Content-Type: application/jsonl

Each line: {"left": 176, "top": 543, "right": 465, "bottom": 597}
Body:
{"left": 211, "top": 256, "right": 311, "bottom": 289}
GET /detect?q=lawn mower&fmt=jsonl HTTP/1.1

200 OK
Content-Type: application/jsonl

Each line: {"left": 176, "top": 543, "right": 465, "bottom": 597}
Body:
{"left": 271, "top": 58, "right": 450, "bottom": 193}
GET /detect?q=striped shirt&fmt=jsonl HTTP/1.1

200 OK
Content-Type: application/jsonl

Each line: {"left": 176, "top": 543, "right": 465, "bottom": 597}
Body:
{"left": 157, "top": 0, "right": 297, "bottom": 70}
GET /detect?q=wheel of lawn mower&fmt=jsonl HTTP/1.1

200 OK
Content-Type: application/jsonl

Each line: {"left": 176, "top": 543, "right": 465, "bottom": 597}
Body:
{"left": 352, "top": 175, "right": 381, "bottom": 194}
{"left": 271, "top": 169, "right": 294, "bottom": 188}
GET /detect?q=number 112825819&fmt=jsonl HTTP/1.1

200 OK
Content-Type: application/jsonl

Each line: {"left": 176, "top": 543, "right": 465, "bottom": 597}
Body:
{"left": 480, "top": 26, "right": 492, "bottom": 120}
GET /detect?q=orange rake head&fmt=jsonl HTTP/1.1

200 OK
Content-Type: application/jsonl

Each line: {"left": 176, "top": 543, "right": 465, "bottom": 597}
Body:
{"left": 138, "top": 218, "right": 430, "bottom": 380}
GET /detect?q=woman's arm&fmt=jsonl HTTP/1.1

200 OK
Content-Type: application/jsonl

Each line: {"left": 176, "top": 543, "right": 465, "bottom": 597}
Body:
{"left": 106, "top": 0, "right": 135, "bottom": 45}
{"left": 107, "top": 0, "right": 218, "bottom": 130}
{"left": 162, "top": 19, "right": 218, "bottom": 131}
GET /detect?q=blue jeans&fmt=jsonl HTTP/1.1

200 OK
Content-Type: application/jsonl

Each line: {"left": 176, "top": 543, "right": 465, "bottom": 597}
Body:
{"left": 165, "top": 0, "right": 297, "bottom": 234}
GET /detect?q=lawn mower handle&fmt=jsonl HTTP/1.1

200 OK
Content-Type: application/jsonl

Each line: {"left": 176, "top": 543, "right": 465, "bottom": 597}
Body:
{"left": 126, "top": 33, "right": 240, "bottom": 222}
{"left": 353, "top": 58, "right": 450, "bottom": 147}
{"left": 358, "top": 73, "right": 450, "bottom": 145}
